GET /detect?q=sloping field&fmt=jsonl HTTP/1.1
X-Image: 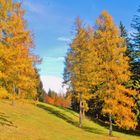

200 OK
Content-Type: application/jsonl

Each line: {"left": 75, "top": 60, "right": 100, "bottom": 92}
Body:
{"left": 0, "top": 100, "right": 139, "bottom": 140}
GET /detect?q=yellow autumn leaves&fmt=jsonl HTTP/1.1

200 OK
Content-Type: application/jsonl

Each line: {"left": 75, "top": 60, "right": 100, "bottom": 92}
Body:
{"left": 64, "top": 11, "right": 137, "bottom": 131}
{"left": 0, "top": 0, "right": 40, "bottom": 102}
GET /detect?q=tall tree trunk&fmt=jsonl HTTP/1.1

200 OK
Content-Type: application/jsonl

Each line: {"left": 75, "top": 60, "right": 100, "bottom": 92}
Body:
{"left": 82, "top": 108, "right": 85, "bottom": 118}
{"left": 18, "top": 88, "right": 21, "bottom": 98}
{"left": 12, "top": 83, "right": 16, "bottom": 106}
{"left": 79, "top": 93, "right": 83, "bottom": 128}
{"left": 109, "top": 113, "right": 113, "bottom": 136}
{"left": 35, "top": 97, "right": 39, "bottom": 106}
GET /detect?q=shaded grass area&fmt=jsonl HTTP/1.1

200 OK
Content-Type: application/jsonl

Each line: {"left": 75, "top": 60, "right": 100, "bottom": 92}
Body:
{"left": 38, "top": 104, "right": 105, "bottom": 135}
{"left": 0, "top": 112, "right": 14, "bottom": 127}
{"left": 93, "top": 118, "right": 140, "bottom": 136}
{"left": 38, "top": 103, "right": 140, "bottom": 137}
{"left": 0, "top": 100, "right": 139, "bottom": 140}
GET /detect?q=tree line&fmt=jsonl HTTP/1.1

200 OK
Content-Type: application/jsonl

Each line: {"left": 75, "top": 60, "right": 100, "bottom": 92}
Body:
{"left": 45, "top": 89, "right": 71, "bottom": 108}
{"left": 63, "top": 9, "right": 140, "bottom": 136}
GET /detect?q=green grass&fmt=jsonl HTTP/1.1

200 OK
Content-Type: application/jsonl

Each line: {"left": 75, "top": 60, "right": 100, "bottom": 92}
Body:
{"left": 0, "top": 100, "right": 139, "bottom": 140}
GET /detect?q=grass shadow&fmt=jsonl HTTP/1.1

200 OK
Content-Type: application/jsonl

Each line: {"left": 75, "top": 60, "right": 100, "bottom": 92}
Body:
{"left": 0, "top": 112, "right": 16, "bottom": 127}
{"left": 37, "top": 104, "right": 107, "bottom": 135}
{"left": 89, "top": 117, "right": 140, "bottom": 136}
{"left": 58, "top": 106, "right": 79, "bottom": 118}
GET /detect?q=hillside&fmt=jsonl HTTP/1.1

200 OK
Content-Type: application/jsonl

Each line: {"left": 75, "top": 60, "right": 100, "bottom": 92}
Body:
{"left": 0, "top": 100, "right": 139, "bottom": 140}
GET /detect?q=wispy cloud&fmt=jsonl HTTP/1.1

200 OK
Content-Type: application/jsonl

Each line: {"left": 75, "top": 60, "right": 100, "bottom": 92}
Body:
{"left": 57, "top": 37, "right": 71, "bottom": 42}
{"left": 23, "top": 0, "right": 73, "bottom": 32}
{"left": 44, "top": 56, "right": 65, "bottom": 62}
{"left": 23, "top": 0, "right": 46, "bottom": 15}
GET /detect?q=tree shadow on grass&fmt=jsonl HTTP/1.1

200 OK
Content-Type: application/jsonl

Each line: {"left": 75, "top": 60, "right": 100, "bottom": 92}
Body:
{"left": 58, "top": 106, "right": 79, "bottom": 118}
{"left": 0, "top": 112, "right": 16, "bottom": 127}
{"left": 89, "top": 117, "right": 140, "bottom": 136}
{"left": 37, "top": 104, "right": 107, "bottom": 135}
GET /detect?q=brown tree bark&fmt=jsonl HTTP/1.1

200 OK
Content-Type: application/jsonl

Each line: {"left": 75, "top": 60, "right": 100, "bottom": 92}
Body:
{"left": 12, "top": 83, "right": 16, "bottom": 106}
{"left": 109, "top": 113, "right": 113, "bottom": 136}
{"left": 79, "top": 93, "right": 83, "bottom": 128}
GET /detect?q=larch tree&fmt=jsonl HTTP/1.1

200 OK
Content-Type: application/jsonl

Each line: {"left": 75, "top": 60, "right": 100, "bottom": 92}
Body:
{"left": 0, "top": 0, "right": 40, "bottom": 104}
{"left": 67, "top": 18, "right": 90, "bottom": 128}
{"left": 63, "top": 17, "right": 98, "bottom": 127}
{"left": 95, "top": 11, "right": 137, "bottom": 136}
{"left": 0, "top": 0, "right": 15, "bottom": 99}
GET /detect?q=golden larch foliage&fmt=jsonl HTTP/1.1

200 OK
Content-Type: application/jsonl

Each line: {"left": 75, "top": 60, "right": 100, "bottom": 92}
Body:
{"left": 95, "top": 11, "right": 137, "bottom": 130}
{"left": 0, "top": 0, "right": 40, "bottom": 102}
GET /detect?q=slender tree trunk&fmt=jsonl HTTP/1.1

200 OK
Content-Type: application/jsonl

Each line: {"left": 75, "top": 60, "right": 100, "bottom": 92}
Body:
{"left": 35, "top": 97, "right": 39, "bottom": 106}
{"left": 43, "top": 93, "right": 46, "bottom": 103}
{"left": 79, "top": 93, "right": 83, "bottom": 128}
{"left": 18, "top": 88, "right": 21, "bottom": 98}
{"left": 82, "top": 108, "right": 85, "bottom": 118}
{"left": 109, "top": 113, "right": 113, "bottom": 136}
{"left": 12, "top": 83, "right": 16, "bottom": 106}
{"left": 18, "top": 88, "right": 20, "bottom": 94}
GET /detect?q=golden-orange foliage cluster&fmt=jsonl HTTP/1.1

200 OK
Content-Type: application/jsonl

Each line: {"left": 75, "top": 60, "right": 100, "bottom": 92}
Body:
{"left": 64, "top": 11, "right": 138, "bottom": 133}
{"left": 0, "top": 0, "right": 40, "bottom": 102}
{"left": 45, "top": 95, "right": 71, "bottom": 108}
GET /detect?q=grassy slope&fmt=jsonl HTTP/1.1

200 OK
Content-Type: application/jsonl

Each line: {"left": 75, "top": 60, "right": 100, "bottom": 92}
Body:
{"left": 0, "top": 100, "right": 139, "bottom": 140}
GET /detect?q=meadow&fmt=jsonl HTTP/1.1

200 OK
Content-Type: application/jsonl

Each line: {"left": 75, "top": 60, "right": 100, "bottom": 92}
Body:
{"left": 0, "top": 100, "right": 139, "bottom": 140}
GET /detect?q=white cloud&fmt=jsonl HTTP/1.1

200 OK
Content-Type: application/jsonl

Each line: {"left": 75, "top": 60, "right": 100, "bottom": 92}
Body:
{"left": 40, "top": 75, "right": 67, "bottom": 94}
{"left": 57, "top": 37, "right": 71, "bottom": 42}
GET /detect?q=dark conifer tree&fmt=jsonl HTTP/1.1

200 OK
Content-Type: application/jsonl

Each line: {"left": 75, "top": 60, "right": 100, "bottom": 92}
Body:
{"left": 130, "top": 6, "right": 140, "bottom": 128}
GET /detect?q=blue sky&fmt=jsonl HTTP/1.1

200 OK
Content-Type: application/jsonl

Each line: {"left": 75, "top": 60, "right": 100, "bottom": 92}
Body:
{"left": 22, "top": 0, "right": 139, "bottom": 92}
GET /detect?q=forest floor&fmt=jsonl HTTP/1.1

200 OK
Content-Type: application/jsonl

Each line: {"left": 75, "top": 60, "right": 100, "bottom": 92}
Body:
{"left": 0, "top": 100, "right": 139, "bottom": 140}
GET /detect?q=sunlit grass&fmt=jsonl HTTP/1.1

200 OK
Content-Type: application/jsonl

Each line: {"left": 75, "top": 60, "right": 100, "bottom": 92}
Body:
{"left": 0, "top": 100, "right": 139, "bottom": 140}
